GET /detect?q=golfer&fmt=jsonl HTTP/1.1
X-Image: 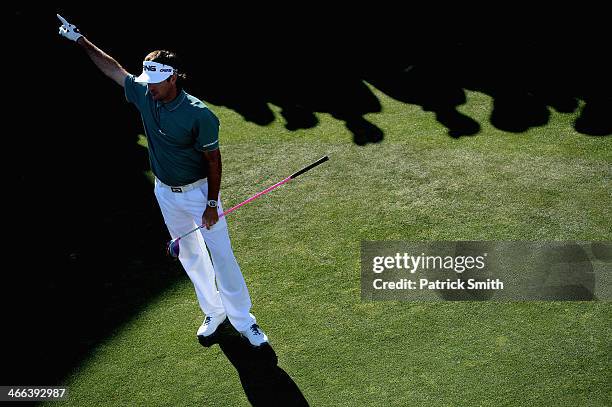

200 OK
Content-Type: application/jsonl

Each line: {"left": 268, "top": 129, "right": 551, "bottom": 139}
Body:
{"left": 57, "top": 14, "right": 268, "bottom": 347}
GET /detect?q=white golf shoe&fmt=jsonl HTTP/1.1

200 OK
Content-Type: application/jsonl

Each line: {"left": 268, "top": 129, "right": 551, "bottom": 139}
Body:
{"left": 240, "top": 324, "right": 269, "bottom": 347}
{"left": 197, "top": 313, "right": 227, "bottom": 338}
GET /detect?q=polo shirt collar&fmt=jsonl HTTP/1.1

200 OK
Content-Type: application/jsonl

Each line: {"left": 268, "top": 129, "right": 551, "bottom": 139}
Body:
{"left": 159, "top": 90, "right": 187, "bottom": 112}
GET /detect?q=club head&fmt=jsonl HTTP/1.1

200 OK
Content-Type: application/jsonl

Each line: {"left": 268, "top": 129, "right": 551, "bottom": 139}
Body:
{"left": 166, "top": 239, "right": 180, "bottom": 258}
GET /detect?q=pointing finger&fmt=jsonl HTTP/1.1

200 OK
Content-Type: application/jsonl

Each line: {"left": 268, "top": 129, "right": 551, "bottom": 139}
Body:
{"left": 56, "top": 14, "right": 69, "bottom": 26}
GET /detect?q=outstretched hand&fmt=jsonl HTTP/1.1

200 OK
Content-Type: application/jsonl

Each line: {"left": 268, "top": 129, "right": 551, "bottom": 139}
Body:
{"left": 57, "top": 14, "right": 83, "bottom": 42}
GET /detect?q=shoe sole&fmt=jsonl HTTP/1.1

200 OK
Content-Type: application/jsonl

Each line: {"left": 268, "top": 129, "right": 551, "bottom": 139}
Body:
{"left": 197, "top": 317, "right": 227, "bottom": 347}
{"left": 240, "top": 335, "right": 271, "bottom": 348}
{"left": 197, "top": 331, "right": 220, "bottom": 347}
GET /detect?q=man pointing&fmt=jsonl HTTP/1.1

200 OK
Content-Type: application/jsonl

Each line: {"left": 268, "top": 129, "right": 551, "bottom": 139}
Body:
{"left": 57, "top": 14, "right": 269, "bottom": 347}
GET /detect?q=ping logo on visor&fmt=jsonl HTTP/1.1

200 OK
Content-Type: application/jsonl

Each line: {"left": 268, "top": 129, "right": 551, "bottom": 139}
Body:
{"left": 135, "top": 61, "right": 175, "bottom": 83}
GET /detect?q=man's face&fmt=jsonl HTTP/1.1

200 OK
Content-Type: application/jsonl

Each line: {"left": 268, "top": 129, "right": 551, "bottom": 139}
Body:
{"left": 147, "top": 75, "right": 176, "bottom": 102}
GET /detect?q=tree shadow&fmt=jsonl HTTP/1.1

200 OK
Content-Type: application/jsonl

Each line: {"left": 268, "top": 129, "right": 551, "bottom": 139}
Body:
{"left": 180, "top": 18, "right": 610, "bottom": 142}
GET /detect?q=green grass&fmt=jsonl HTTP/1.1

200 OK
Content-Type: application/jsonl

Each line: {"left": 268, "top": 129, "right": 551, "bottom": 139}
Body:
{"left": 52, "top": 89, "right": 611, "bottom": 406}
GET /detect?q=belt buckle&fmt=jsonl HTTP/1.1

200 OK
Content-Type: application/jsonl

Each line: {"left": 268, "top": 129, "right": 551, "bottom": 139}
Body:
{"left": 171, "top": 187, "right": 183, "bottom": 193}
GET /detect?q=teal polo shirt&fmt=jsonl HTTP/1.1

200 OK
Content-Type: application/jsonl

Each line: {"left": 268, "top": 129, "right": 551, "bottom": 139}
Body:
{"left": 124, "top": 74, "right": 220, "bottom": 186}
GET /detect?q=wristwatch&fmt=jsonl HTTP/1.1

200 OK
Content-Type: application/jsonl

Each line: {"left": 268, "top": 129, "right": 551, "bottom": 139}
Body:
{"left": 207, "top": 200, "right": 218, "bottom": 208}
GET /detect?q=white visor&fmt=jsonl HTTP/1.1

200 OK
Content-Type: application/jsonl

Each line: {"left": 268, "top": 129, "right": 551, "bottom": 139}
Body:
{"left": 135, "top": 61, "right": 175, "bottom": 84}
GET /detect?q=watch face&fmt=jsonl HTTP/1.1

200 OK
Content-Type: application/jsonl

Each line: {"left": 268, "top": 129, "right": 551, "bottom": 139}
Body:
{"left": 207, "top": 200, "right": 218, "bottom": 208}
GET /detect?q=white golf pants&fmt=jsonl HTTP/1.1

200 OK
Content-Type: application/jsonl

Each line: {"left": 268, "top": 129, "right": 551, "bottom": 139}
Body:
{"left": 154, "top": 177, "right": 256, "bottom": 332}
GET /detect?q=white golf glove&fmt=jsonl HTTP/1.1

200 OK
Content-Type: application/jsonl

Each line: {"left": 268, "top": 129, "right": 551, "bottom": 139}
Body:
{"left": 57, "top": 14, "right": 83, "bottom": 42}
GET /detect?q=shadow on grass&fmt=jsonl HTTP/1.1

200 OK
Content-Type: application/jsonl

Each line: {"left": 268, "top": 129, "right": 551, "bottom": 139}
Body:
{"left": 201, "top": 320, "right": 309, "bottom": 406}
{"left": 178, "top": 15, "right": 611, "bottom": 142}
{"left": 45, "top": 10, "right": 611, "bottom": 145}
{"left": 5, "top": 6, "right": 609, "bottom": 401}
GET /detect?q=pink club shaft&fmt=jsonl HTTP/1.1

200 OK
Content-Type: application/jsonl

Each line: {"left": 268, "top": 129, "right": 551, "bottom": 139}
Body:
{"left": 220, "top": 176, "right": 291, "bottom": 219}
{"left": 168, "top": 156, "right": 329, "bottom": 249}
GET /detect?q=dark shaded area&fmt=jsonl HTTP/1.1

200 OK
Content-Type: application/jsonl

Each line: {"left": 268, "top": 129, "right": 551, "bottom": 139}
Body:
{"left": 4, "top": 8, "right": 183, "bottom": 389}
{"left": 200, "top": 321, "right": 309, "bottom": 406}
{"left": 4, "top": 5, "right": 609, "bottom": 401}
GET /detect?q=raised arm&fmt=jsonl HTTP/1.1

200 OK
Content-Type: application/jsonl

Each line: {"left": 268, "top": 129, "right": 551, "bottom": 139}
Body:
{"left": 57, "top": 14, "right": 129, "bottom": 87}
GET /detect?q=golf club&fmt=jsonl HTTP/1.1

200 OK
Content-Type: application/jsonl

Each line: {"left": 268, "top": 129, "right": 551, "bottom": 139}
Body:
{"left": 166, "top": 155, "right": 329, "bottom": 257}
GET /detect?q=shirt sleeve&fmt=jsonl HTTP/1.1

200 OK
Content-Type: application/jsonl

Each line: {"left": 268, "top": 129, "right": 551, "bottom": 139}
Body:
{"left": 124, "top": 74, "right": 147, "bottom": 109}
{"left": 194, "top": 108, "right": 220, "bottom": 152}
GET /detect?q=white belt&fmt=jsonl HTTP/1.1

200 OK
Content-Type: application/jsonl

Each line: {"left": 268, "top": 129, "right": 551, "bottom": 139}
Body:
{"left": 155, "top": 177, "right": 207, "bottom": 193}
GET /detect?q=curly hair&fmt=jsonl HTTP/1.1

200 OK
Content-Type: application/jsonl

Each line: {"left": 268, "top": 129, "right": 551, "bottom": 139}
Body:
{"left": 144, "top": 50, "right": 188, "bottom": 88}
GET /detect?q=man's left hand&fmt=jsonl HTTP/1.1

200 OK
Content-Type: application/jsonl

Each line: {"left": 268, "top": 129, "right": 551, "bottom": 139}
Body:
{"left": 203, "top": 206, "right": 219, "bottom": 229}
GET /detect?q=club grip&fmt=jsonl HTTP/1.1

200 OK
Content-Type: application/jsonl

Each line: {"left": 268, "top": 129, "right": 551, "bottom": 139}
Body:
{"left": 290, "top": 156, "right": 329, "bottom": 179}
